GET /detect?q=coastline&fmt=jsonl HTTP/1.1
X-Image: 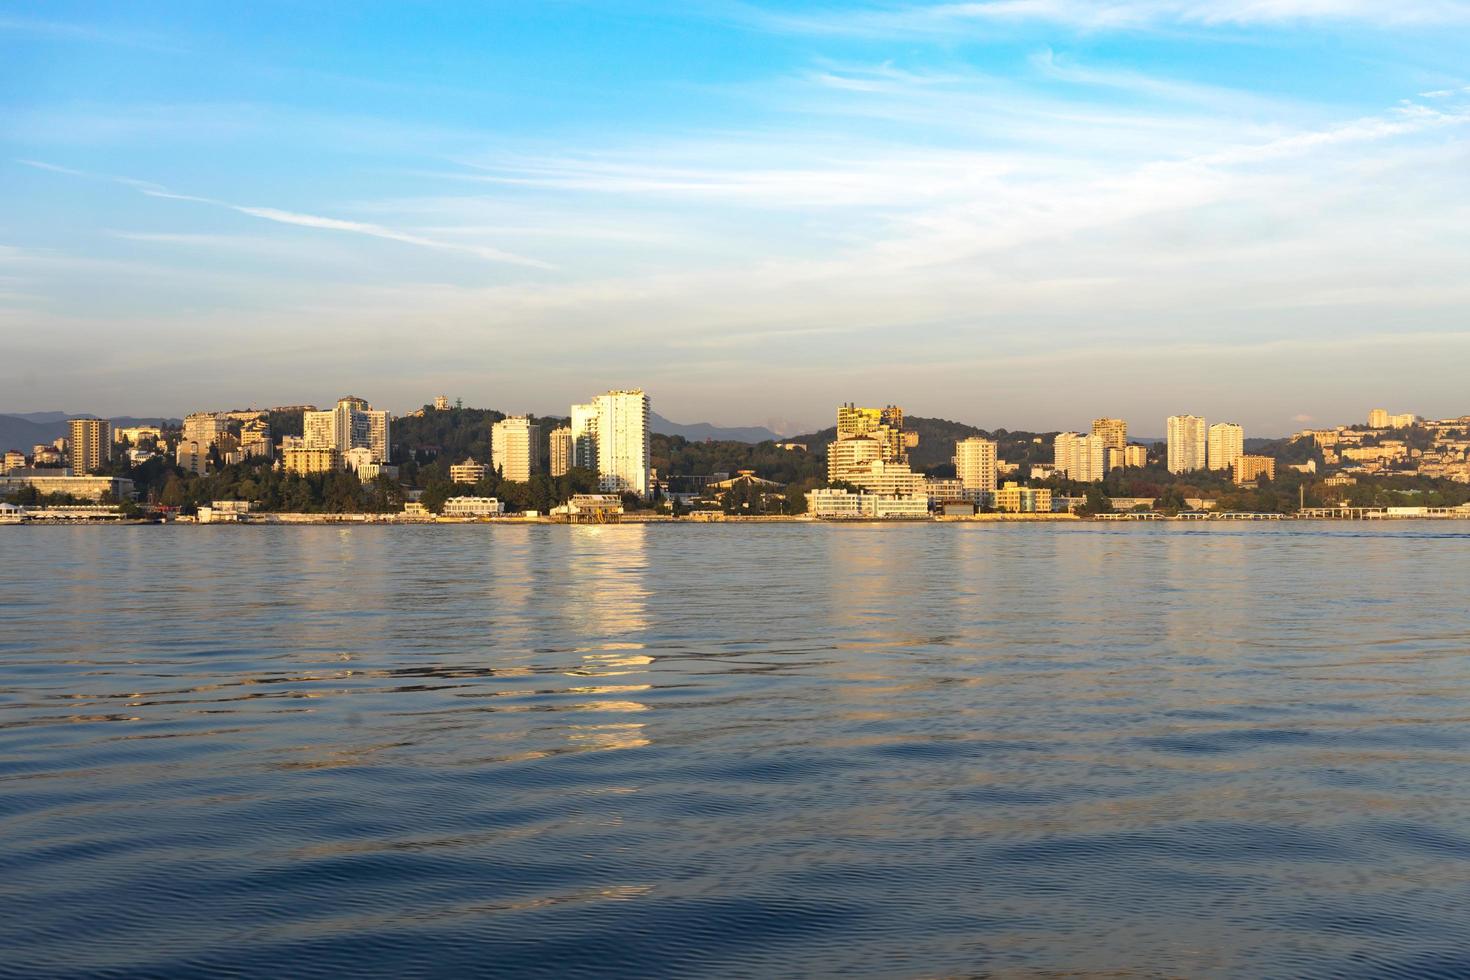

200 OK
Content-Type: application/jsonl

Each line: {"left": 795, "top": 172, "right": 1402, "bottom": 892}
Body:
{"left": 6, "top": 512, "right": 1470, "bottom": 527}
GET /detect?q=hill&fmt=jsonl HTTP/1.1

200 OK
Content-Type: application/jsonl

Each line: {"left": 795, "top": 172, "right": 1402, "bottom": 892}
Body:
{"left": 650, "top": 413, "right": 780, "bottom": 443}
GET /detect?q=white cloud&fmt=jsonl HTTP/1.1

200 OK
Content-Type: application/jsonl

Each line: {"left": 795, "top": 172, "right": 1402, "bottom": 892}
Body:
{"left": 741, "top": 0, "right": 1470, "bottom": 37}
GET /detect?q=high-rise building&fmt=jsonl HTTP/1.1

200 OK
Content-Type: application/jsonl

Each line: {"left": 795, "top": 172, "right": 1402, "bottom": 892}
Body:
{"left": 837, "top": 404, "right": 909, "bottom": 465}
{"left": 434, "top": 394, "right": 450, "bottom": 411}
{"left": 305, "top": 396, "right": 391, "bottom": 463}
{"left": 953, "top": 437, "right": 998, "bottom": 495}
{"left": 492, "top": 415, "right": 538, "bottom": 483}
{"left": 1166, "top": 415, "right": 1207, "bottom": 474}
{"left": 827, "top": 435, "right": 882, "bottom": 485}
{"left": 67, "top": 418, "right": 111, "bottom": 475}
{"left": 549, "top": 426, "right": 573, "bottom": 477}
{"left": 1054, "top": 432, "right": 1108, "bottom": 482}
{"left": 568, "top": 390, "right": 651, "bottom": 497}
{"left": 1108, "top": 444, "right": 1149, "bottom": 470}
{"left": 1368, "top": 408, "right": 1389, "bottom": 429}
{"left": 183, "top": 413, "right": 228, "bottom": 450}
{"left": 1090, "top": 418, "right": 1127, "bottom": 452}
{"left": 1207, "top": 422, "right": 1244, "bottom": 472}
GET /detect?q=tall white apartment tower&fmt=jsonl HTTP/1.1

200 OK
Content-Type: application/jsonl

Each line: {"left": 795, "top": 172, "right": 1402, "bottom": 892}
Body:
{"left": 569, "top": 389, "right": 651, "bottom": 498}
{"left": 1207, "top": 422, "right": 1244, "bottom": 472}
{"left": 1054, "top": 432, "right": 1108, "bottom": 482}
{"left": 491, "top": 415, "right": 538, "bottom": 483}
{"left": 953, "top": 437, "right": 998, "bottom": 495}
{"left": 1166, "top": 415, "right": 1208, "bottom": 474}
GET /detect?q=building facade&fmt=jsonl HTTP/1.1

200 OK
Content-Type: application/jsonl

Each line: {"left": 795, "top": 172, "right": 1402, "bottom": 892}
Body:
{"left": 1054, "top": 432, "right": 1108, "bottom": 482}
{"left": 283, "top": 446, "right": 342, "bottom": 476}
{"left": 305, "top": 396, "right": 391, "bottom": 464}
{"left": 67, "top": 418, "right": 112, "bottom": 475}
{"left": 1207, "top": 422, "right": 1244, "bottom": 472}
{"left": 568, "top": 390, "right": 651, "bottom": 498}
{"left": 993, "top": 482, "right": 1053, "bottom": 514}
{"left": 549, "top": 425, "right": 573, "bottom": 477}
{"left": 953, "top": 437, "right": 998, "bottom": 496}
{"left": 1234, "top": 455, "right": 1276, "bottom": 485}
{"left": 1166, "top": 415, "right": 1207, "bottom": 474}
{"left": 1090, "top": 418, "right": 1128, "bottom": 452}
{"left": 449, "top": 458, "right": 488, "bottom": 484}
{"left": 492, "top": 415, "right": 538, "bottom": 483}
{"left": 442, "top": 496, "right": 505, "bottom": 517}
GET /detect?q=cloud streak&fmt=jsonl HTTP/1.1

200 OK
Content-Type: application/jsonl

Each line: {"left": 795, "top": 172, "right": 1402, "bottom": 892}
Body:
{"left": 17, "top": 160, "right": 553, "bottom": 270}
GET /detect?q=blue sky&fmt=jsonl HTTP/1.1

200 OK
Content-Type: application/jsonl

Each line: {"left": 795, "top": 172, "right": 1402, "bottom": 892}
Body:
{"left": 3, "top": 0, "right": 1469, "bottom": 435}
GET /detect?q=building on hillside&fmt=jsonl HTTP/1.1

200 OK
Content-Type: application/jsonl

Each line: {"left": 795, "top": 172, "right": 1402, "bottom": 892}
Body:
{"left": 1054, "top": 432, "right": 1108, "bottom": 482}
{"left": 492, "top": 415, "right": 538, "bottom": 482}
{"left": 569, "top": 390, "right": 651, "bottom": 498}
{"left": 434, "top": 395, "right": 450, "bottom": 411}
{"left": 67, "top": 418, "right": 112, "bottom": 475}
{"left": 1389, "top": 413, "right": 1418, "bottom": 428}
{"left": 549, "top": 425, "right": 573, "bottom": 477}
{"left": 1368, "top": 408, "right": 1389, "bottom": 428}
{"left": 449, "top": 458, "right": 488, "bottom": 484}
{"left": 283, "top": 446, "right": 342, "bottom": 476}
{"left": 2, "top": 450, "right": 26, "bottom": 472}
{"left": 240, "top": 419, "right": 272, "bottom": 459}
{"left": 113, "top": 426, "right": 163, "bottom": 445}
{"left": 1091, "top": 418, "right": 1128, "bottom": 452}
{"left": 304, "top": 396, "right": 391, "bottom": 464}
{"left": 1107, "top": 444, "right": 1149, "bottom": 470}
{"left": 183, "top": 413, "right": 229, "bottom": 450}
{"left": 1166, "top": 415, "right": 1207, "bottom": 473}
{"left": 442, "top": 496, "right": 505, "bottom": 517}
{"left": 1234, "top": 455, "right": 1276, "bottom": 485}
{"left": 176, "top": 440, "right": 208, "bottom": 476}
{"left": 1207, "top": 422, "right": 1244, "bottom": 472}
{"left": 953, "top": 437, "right": 998, "bottom": 496}
{"left": 993, "top": 482, "right": 1053, "bottom": 514}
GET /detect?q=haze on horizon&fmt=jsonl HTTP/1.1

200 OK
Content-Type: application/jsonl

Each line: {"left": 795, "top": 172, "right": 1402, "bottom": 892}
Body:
{"left": 3, "top": 1, "right": 1469, "bottom": 437}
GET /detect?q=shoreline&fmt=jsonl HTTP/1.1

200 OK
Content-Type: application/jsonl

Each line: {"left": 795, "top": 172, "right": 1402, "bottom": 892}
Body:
{"left": 6, "top": 512, "right": 1470, "bottom": 527}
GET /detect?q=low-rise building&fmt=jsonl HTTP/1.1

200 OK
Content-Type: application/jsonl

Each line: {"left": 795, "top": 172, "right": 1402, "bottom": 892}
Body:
{"left": 283, "top": 446, "right": 342, "bottom": 476}
{"left": 1234, "top": 455, "right": 1276, "bottom": 485}
{"left": 442, "top": 496, "right": 505, "bottom": 517}
{"left": 994, "top": 482, "right": 1052, "bottom": 514}
{"left": 449, "top": 458, "right": 488, "bottom": 484}
{"left": 0, "top": 474, "right": 134, "bottom": 501}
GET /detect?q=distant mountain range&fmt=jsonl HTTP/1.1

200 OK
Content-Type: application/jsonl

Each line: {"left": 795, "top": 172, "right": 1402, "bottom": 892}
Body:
{"left": 650, "top": 412, "right": 781, "bottom": 444}
{"left": 0, "top": 413, "right": 180, "bottom": 453}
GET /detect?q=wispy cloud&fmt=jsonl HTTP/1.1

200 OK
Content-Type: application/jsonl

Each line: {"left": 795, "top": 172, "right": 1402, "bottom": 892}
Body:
{"left": 737, "top": 0, "right": 1470, "bottom": 37}
{"left": 18, "top": 160, "right": 553, "bottom": 269}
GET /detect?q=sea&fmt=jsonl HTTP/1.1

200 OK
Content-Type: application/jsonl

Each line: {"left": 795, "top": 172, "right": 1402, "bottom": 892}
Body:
{"left": 2, "top": 523, "right": 1469, "bottom": 978}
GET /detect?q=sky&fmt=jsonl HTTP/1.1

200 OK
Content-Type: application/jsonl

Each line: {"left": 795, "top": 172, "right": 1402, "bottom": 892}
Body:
{"left": 3, "top": 1, "right": 1469, "bottom": 436}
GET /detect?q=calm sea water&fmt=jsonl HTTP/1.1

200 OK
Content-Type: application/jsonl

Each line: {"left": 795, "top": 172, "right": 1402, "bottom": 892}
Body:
{"left": 3, "top": 523, "right": 1470, "bottom": 978}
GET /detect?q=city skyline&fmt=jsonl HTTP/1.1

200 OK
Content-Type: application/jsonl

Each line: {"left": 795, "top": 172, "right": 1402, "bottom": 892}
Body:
{"left": 4, "top": 2, "right": 1470, "bottom": 431}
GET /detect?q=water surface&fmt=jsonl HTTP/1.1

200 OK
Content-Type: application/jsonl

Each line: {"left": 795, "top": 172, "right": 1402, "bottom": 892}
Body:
{"left": 3, "top": 523, "right": 1469, "bottom": 977}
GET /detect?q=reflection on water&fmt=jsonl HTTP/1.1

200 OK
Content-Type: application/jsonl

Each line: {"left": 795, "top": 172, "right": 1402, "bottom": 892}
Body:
{"left": 3, "top": 523, "right": 1470, "bottom": 978}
